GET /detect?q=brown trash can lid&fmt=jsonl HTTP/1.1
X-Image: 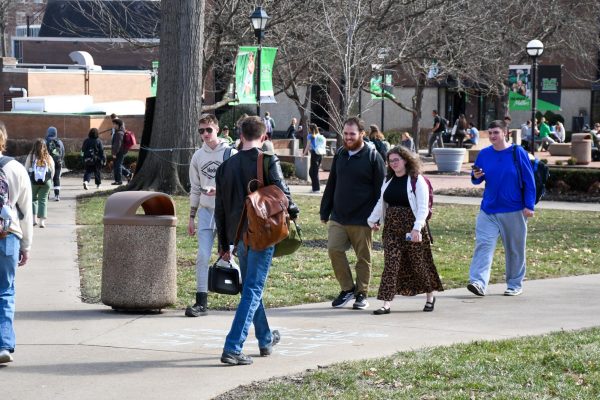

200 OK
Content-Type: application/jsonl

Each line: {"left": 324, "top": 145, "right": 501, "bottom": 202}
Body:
{"left": 103, "top": 191, "right": 177, "bottom": 226}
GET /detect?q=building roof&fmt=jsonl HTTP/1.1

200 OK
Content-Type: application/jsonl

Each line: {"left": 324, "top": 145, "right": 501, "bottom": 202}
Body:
{"left": 39, "top": 0, "right": 160, "bottom": 39}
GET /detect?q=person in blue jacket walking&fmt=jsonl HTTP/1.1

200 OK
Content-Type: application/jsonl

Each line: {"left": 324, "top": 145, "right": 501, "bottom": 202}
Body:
{"left": 467, "top": 119, "right": 536, "bottom": 297}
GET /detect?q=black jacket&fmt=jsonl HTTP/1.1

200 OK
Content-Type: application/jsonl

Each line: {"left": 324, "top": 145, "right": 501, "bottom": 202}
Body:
{"left": 82, "top": 138, "right": 106, "bottom": 165}
{"left": 320, "top": 145, "right": 385, "bottom": 226}
{"left": 215, "top": 147, "right": 299, "bottom": 252}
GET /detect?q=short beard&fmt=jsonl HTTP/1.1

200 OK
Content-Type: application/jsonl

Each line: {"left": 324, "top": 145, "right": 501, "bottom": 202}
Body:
{"left": 344, "top": 135, "right": 364, "bottom": 151}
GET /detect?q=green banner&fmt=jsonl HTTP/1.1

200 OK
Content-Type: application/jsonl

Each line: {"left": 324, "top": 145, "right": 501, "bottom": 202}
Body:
{"left": 508, "top": 65, "right": 531, "bottom": 111}
{"left": 234, "top": 46, "right": 278, "bottom": 105}
{"left": 370, "top": 70, "right": 395, "bottom": 100}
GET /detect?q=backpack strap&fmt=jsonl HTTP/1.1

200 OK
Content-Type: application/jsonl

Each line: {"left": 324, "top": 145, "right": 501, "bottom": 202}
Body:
{"left": 0, "top": 156, "right": 14, "bottom": 168}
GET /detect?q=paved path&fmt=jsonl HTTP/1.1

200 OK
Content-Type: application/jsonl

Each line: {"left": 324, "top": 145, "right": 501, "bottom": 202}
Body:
{"left": 3, "top": 176, "right": 600, "bottom": 400}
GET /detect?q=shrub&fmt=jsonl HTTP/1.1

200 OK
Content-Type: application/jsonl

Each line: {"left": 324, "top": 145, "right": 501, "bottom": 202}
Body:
{"left": 555, "top": 160, "right": 563, "bottom": 166}
{"left": 567, "top": 157, "right": 577, "bottom": 165}
{"left": 280, "top": 161, "right": 295, "bottom": 178}
{"left": 384, "top": 130, "right": 404, "bottom": 145}
{"left": 64, "top": 152, "right": 84, "bottom": 170}
{"left": 547, "top": 167, "right": 600, "bottom": 192}
{"left": 63, "top": 151, "right": 138, "bottom": 171}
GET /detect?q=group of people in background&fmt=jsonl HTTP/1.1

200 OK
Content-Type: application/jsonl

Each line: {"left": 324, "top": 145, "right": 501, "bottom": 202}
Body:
{"left": 520, "top": 117, "right": 566, "bottom": 152}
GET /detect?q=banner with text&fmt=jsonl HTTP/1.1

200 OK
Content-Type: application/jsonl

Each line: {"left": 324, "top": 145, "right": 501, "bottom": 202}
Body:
{"left": 234, "top": 46, "right": 278, "bottom": 105}
{"left": 537, "top": 65, "right": 562, "bottom": 111}
{"left": 508, "top": 65, "right": 531, "bottom": 111}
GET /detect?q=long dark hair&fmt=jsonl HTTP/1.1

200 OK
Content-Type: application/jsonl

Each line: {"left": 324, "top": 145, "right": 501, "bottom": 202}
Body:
{"left": 386, "top": 146, "right": 421, "bottom": 179}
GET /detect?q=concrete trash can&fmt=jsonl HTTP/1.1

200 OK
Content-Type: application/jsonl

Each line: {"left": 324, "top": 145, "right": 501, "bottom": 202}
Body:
{"left": 570, "top": 133, "right": 592, "bottom": 165}
{"left": 101, "top": 191, "right": 177, "bottom": 311}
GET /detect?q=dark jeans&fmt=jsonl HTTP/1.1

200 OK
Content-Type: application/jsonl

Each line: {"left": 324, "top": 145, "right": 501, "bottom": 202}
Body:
{"left": 428, "top": 131, "right": 444, "bottom": 155}
{"left": 309, "top": 150, "right": 322, "bottom": 191}
{"left": 455, "top": 130, "right": 466, "bottom": 148}
{"left": 53, "top": 162, "right": 62, "bottom": 196}
{"left": 113, "top": 151, "right": 130, "bottom": 183}
{"left": 84, "top": 163, "right": 102, "bottom": 185}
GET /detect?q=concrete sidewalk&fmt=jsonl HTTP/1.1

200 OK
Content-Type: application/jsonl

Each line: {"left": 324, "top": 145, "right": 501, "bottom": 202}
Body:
{"left": 3, "top": 176, "right": 600, "bottom": 400}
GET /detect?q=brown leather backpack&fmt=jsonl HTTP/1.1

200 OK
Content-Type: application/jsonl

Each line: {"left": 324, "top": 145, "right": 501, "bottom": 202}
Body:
{"left": 234, "top": 152, "right": 290, "bottom": 251}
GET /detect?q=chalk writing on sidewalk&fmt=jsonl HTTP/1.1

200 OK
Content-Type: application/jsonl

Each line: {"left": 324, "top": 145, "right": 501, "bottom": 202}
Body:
{"left": 141, "top": 327, "right": 388, "bottom": 357}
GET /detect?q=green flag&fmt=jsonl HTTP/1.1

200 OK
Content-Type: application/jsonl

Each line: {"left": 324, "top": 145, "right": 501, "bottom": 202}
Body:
{"left": 235, "top": 46, "right": 278, "bottom": 105}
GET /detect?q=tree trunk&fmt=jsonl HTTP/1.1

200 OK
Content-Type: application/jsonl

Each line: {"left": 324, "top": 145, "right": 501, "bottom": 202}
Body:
{"left": 127, "top": 0, "right": 205, "bottom": 194}
{"left": 411, "top": 74, "right": 426, "bottom": 149}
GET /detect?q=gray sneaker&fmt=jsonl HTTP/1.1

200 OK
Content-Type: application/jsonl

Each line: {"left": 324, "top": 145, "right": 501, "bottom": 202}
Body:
{"left": 220, "top": 351, "right": 253, "bottom": 366}
{"left": 352, "top": 292, "right": 369, "bottom": 310}
{"left": 467, "top": 282, "right": 485, "bottom": 296}
{"left": 259, "top": 330, "right": 281, "bottom": 356}
{"left": 504, "top": 288, "right": 523, "bottom": 296}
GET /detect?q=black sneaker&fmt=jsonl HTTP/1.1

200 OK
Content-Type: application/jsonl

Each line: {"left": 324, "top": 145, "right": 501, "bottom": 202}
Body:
{"left": 352, "top": 292, "right": 369, "bottom": 310}
{"left": 331, "top": 287, "right": 355, "bottom": 308}
{"left": 221, "top": 351, "right": 253, "bottom": 365}
{"left": 185, "top": 292, "right": 207, "bottom": 317}
{"left": 467, "top": 282, "right": 485, "bottom": 296}
{"left": 259, "top": 330, "right": 281, "bottom": 356}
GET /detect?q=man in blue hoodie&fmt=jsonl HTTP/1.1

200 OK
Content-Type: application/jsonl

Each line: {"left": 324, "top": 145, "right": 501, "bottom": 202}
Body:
{"left": 45, "top": 127, "right": 65, "bottom": 201}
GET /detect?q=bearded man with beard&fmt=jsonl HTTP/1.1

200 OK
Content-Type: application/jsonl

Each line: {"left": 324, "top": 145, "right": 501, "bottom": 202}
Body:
{"left": 320, "top": 117, "right": 386, "bottom": 310}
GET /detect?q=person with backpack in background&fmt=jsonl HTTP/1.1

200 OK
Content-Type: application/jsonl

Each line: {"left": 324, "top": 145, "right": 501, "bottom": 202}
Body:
{"left": 215, "top": 116, "right": 299, "bottom": 365}
{"left": 110, "top": 118, "right": 132, "bottom": 185}
{"left": 263, "top": 111, "right": 275, "bottom": 139}
{"left": 186, "top": 114, "right": 236, "bottom": 317}
{"left": 467, "top": 120, "right": 535, "bottom": 298}
{"left": 0, "top": 121, "right": 33, "bottom": 365}
{"left": 369, "top": 124, "right": 390, "bottom": 160}
{"left": 81, "top": 128, "right": 106, "bottom": 189}
{"left": 25, "top": 139, "right": 55, "bottom": 228}
{"left": 302, "top": 124, "right": 327, "bottom": 193}
{"left": 368, "top": 146, "right": 443, "bottom": 314}
{"left": 45, "top": 127, "right": 64, "bottom": 201}
{"left": 320, "top": 117, "right": 386, "bottom": 311}
{"left": 427, "top": 110, "right": 446, "bottom": 156}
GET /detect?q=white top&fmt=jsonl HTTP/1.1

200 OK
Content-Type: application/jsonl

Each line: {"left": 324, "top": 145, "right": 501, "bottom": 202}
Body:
{"left": 367, "top": 174, "right": 430, "bottom": 232}
{"left": 189, "top": 140, "right": 237, "bottom": 209}
{"left": 0, "top": 153, "right": 33, "bottom": 251}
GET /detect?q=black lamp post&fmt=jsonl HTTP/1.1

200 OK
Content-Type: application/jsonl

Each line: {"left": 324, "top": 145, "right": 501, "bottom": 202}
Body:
{"left": 526, "top": 39, "right": 544, "bottom": 156}
{"left": 249, "top": 6, "right": 270, "bottom": 117}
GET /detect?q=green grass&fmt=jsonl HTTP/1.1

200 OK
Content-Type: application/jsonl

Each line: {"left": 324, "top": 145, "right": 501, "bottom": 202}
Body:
{"left": 76, "top": 194, "right": 600, "bottom": 308}
{"left": 215, "top": 328, "right": 600, "bottom": 399}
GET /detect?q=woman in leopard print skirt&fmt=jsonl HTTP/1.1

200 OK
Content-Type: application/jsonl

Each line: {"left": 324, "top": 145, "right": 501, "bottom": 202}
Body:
{"left": 367, "top": 146, "right": 443, "bottom": 314}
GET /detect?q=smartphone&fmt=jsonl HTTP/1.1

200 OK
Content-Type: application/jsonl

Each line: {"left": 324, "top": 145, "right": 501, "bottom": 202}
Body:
{"left": 471, "top": 165, "right": 482, "bottom": 173}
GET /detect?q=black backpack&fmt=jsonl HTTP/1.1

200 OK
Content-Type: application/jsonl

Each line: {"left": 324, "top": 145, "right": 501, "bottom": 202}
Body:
{"left": 512, "top": 145, "right": 549, "bottom": 204}
{"left": 47, "top": 139, "right": 62, "bottom": 164}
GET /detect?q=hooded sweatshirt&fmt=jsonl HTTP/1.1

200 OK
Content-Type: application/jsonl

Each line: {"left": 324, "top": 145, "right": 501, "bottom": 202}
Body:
{"left": 45, "top": 126, "right": 65, "bottom": 162}
{"left": 189, "top": 140, "right": 236, "bottom": 209}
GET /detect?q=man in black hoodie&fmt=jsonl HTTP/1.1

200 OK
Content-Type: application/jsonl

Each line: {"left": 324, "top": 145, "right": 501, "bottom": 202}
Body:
{"left": 320, "top": 117, "right": 385, "bottom": 311}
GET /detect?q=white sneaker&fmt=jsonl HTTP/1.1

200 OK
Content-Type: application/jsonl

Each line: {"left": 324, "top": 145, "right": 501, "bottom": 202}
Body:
{"left": 83, "top": 181, "right": 89, "bottom": 190}
{"left": 39, "top": 219, "right": 46, "bottom": 228}
{"left": 504, "top": 288, "right": 523, "bottom": 296}
{"left": 0, "top": 349, "right": 13, "bottom": 363}
{"left": 54, "top": 196, "right": 60, "bottom": 202}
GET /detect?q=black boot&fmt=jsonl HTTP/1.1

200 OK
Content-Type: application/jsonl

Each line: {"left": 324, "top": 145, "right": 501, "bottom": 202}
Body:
{"left": 185, "top": 292, "right": 208, "bottom": 317}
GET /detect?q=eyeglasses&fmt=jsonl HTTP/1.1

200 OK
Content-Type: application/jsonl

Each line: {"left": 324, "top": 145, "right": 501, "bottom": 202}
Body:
{"left": 198, "top": 127, "right": 214, "bottom": 134}
{"left": 388, "top": 158, "right": 402, "bottom": 164}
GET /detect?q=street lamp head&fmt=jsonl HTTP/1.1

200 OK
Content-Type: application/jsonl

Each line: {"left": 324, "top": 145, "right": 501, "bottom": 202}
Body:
{"left": 250, "top": 6, "right": 270, "bottom": 38}
{"left": 526, "top": 39, "right": 544, "bottom": 57}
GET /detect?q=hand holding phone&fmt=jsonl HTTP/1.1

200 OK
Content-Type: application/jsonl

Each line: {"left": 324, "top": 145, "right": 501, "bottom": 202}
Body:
{"left": 471, "top": 165, "right": 482, "bottom": 173}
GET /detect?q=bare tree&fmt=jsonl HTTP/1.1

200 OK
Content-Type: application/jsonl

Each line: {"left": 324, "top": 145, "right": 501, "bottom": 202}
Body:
{"left": 127, "top": 0, "right": 205, "bottom": 193}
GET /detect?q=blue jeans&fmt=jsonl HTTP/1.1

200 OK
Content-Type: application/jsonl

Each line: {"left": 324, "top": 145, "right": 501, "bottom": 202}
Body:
{"left": 469, "top": 210, "right": 527, "bottom": 292}
{"left": 223, "top": 241, "right": 274, "bottom": 354}
{"left": 0, "top": 235, "right": 20, "bottom": 352}
{"left": 113, "top": 152, "right": 130, "bottom": 183}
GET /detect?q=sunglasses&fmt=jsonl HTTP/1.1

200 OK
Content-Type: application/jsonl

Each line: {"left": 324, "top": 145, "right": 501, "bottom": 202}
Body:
{"left": 198, "top": 127, "right": 214, "bottom": 134}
